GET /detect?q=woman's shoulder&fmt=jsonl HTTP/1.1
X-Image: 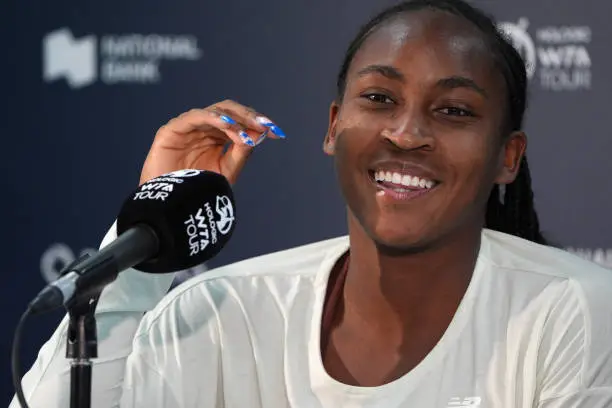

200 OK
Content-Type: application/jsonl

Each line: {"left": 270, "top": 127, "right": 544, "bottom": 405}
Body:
{"left": 134, "top": 235, "right": 349, "bottom": 337}
{"left": 482, "top": 228, "right": 611, "bottom": 284}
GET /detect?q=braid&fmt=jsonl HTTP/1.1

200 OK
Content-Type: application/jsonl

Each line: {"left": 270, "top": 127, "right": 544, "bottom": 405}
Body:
{"left": 485, "top": 184, "right": 505, "bottom": 232}
{"left": 485, "top": 157, "right": 547, "bottom": 245}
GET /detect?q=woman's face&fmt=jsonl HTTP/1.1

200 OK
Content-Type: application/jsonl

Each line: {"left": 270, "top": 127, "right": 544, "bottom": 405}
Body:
{"left": 325, "top": 10, "right": 525, "bottom": 251}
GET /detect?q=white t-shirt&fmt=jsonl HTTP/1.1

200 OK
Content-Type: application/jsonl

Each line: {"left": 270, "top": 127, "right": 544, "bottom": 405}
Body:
{"left": 11, "top": 225, "right": 612, "bottom": 408}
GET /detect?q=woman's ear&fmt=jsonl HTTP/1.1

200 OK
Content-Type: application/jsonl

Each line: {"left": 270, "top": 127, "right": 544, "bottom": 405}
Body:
{"left": 495, "top": 131, "right": 527, "bottom": 184}
{"left": 323, "top": 102, "right": 340, "bottom": 156}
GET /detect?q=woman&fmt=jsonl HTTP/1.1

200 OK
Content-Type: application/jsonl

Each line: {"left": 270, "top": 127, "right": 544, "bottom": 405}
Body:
{"left": 13, "top": 0, "right": 612, "bottom": 407}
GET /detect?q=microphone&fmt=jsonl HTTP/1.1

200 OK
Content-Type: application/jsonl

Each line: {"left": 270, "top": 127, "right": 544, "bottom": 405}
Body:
{"left": 29, "top": 169, "right": 236, "bottom": 314}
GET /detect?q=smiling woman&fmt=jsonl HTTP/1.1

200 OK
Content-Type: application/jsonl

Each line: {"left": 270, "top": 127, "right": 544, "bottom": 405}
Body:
{"left": 11, "top": 1, "right": 612, "bottom": 408}
{"left": 326, "top": 0, "right": 543, "bottom": 252}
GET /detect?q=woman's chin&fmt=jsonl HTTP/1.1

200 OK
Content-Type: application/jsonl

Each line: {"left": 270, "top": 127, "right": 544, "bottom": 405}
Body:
{"left": 368, "top": 222, "right": 433, "bottom": 253}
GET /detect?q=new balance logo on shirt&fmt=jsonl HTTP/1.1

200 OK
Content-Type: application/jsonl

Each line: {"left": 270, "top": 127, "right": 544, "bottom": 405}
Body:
{"left": 447, "top": 396, "right": 481, "bottom": 407}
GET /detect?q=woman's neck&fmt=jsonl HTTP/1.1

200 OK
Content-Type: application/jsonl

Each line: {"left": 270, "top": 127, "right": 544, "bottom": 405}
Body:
{"left": 341, "top": 215, "right": 483, "bottom": 343}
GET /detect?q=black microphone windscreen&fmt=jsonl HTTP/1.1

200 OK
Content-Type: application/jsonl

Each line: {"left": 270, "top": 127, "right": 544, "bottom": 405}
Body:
{"left": 116, "top": 170, "right": 236, "bottom": 273}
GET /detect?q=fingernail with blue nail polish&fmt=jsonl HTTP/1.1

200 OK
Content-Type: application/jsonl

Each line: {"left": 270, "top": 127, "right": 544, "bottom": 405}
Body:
{"left": 220, "top": 115, "right": 237, "bottom": 125}
{"left": 240, "top": 131, "right": 255, "bottom": 146}
{"left": 256, "top": 116, "right": 286, "bottom": 138}
{"left": 269, "top": 124, "right": 286, "bottom": 138}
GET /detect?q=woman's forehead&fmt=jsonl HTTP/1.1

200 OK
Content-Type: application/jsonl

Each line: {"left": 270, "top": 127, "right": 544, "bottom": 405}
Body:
{"left": 349, "top": 11, "right": 496, "bottom": 83}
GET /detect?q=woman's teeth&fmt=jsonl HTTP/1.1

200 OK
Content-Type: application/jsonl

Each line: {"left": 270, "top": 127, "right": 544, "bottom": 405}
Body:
{"left": 374, "top": 170, "right": 435, "bottom": 189}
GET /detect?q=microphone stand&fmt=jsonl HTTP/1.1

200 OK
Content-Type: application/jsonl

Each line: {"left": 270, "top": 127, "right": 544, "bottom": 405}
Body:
{"left": 56, "top": 227, "right": 153, "bottom": 408}
{"left": 63, "top": 254, "right": 103, "bottom": 408}
{"left": 66, "top": 306, "right": 98, "bottom": 408}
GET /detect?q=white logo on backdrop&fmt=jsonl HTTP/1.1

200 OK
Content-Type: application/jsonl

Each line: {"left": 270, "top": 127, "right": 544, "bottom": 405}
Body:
{"left": 497, "top": 18, "right": 536, "bottom": 79}
{"left": 40, "top": 243, "right": 97, "bottom": 283}
{"left": 566, "top": 248, "right": 612, "bottom": 269}
{"left": 43, "top": 28, "right": 202, "bottom": 89}
{"left": 498, "top": 18, "right": 592, "bottom": 91}
{"left": 43, "top": 29, "right": 97, "bottom": 88}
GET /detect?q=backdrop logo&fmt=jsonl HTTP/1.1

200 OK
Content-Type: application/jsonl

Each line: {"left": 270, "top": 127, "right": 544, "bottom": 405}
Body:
{"left": 497, "top": 18, "right": 536, "bottom": 79}
{"left": 43, "top": 29, "right": 97, "bottom": 88}
{"left": 566, "top": 248, "right": 612, "bottom": 269}
{"left": 43, "top": 28, "right": 202, "bottom": 89}
{"left": 40, "top": 243, "right": 97, "bottom": 283}
{"left": 498, "top": 18, "right": 592, "bottom": 91}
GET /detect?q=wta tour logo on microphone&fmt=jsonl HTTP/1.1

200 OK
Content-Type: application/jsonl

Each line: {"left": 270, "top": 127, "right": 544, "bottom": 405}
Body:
{"left": 134, "top": 169, "right": 203, "bottom": 201}
{"left": 185, "top": 196, "right": 234, "bottom": 256}
{"left": 215, "top": 196, "right": 234, "bottom": 235}
{"left": 135, "top": 169, "right": 236, "bottom": 256}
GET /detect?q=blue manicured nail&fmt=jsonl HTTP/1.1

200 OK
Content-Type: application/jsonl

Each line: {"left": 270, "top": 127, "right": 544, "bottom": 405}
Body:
{"left": 256, "top": 116, "right": 286, "bottom": 138}
{"left": 240, "top": 131, "right": 255, "bottom": 146}
{"left": 269, "top": 124, "right": 286, "bottom": 138}
{"left": 220, "top": 115, "right": 237, "bottom": 125}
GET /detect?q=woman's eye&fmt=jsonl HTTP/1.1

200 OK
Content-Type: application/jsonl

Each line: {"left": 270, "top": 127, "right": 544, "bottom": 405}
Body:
{"left": 438, "top": 107, "right": 475, "bottom": 117}
{"left": 363, "top": 93, "right": 395, "bottom": 104}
